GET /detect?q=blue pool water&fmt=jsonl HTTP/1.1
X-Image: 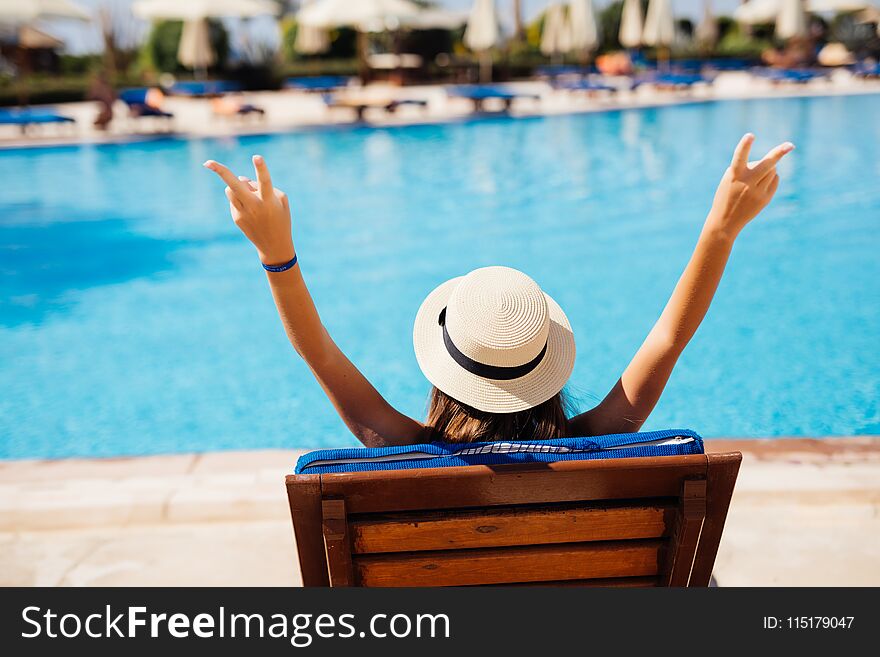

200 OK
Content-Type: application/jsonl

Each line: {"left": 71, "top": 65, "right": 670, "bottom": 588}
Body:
{"left": 2, "top": 95, "right": 879, "bottom": 459}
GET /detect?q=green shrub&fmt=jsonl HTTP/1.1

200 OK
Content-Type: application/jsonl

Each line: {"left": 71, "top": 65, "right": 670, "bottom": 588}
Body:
{"left": 280, "top": 16, "right": 299, "bottom": 62}
{"left": 58, "top": 54, "right": 103, "bottom": 76}
{"left": 141, "top": 19, "right": 230, "bottom": 73}
{"left": 277, "top": 59, "right": 359, "bottom": 78}
{"left": 279, "top": 18, "right": 358, "bottom": 63}
{"left": 716, "top": 26, "right": 772, "bottom": 58}
{"left": 0, "top": 72, "right": 145, "bottom": 107}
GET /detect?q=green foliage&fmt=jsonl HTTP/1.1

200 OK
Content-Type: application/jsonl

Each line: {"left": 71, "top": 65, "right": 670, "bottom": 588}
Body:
{"left": 142, "top": 20, "right": 230, "bottom": 73}
{"left": 507, "top": 38, "right": 541, "bottom": 62}
{"left": 717, "top": 16, "right": 737, "bottom": 41}
{"left": 280, "top": 17, "right": 299, "bottom": 62}
{"left": 276, "top": 59, "right": 359, "bottom": 78}
{"left": 831, "top": 12, "right": 880, "bottom": 51}
{"left": 58, "top": 54, "right": 104, "bottom": 76}
{"left": 525, "top": 14, "right": 545, "bottom": 50}
{"left": 278, "top": 18, "right": 358, "bottom": 62}
{"left": 716, "top": 24, "right": 772, "bottom": 58}
{"left": 0, "top": 72, "right": 141, "bottom": 107}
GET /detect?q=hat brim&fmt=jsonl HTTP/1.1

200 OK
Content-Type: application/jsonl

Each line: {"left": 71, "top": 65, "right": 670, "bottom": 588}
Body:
{"left": 413, "top": 277, "right": 576, "bottom": 413}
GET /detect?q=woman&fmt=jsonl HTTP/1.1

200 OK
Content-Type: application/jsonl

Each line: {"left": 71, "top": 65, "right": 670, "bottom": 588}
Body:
{"left": 204, "top": 133, "right": 793, "bottom": 446}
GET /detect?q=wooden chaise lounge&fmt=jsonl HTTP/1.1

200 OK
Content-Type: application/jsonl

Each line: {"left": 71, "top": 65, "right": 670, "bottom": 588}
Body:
{"left": 286, "top": 430, "right": 741, "bottom": 587}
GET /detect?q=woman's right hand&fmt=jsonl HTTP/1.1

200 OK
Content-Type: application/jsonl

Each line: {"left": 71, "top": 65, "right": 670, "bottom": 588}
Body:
{"left": 707, "top": 133, "right": 794, "bottom": 239}
{"left": 204, "top": 155, "right": 296, "bottom": 266}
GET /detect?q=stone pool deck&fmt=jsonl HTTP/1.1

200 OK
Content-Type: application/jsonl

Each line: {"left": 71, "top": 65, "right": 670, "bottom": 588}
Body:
{"left": 2, "top": 71, "right": 880, "bottom": 149}
{"left": 2, "top": 437, "right": 878, "bottom": 587}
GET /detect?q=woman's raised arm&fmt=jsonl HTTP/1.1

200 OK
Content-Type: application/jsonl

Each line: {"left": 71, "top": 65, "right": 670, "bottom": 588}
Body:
{"left": 205, "top": 156, "right": 425, "bottom": 447}
{"left": 570, "top": 134, "right": 794, "bottom": 437}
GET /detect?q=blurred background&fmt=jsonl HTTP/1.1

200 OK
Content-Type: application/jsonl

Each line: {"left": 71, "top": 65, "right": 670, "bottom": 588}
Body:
{"left": 1, "top": 0, "right": 879, "bottom": 107}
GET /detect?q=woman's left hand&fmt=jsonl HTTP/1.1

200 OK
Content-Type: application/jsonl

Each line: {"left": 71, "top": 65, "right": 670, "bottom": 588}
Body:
{"left": 707, "top": 134, "right": 794, "bottom": 239}
{"left": 204, "top": 155, "right": 296, "bottom": 266}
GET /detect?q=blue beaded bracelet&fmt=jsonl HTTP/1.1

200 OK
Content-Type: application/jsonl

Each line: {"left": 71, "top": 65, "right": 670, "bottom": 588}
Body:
{"left": 261, "top": 254, "right": 298, "bottom": 273}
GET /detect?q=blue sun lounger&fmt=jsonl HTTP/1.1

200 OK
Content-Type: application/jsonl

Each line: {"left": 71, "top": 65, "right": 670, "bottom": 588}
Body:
{"left": 0, "top": 108, "right": 75, "bottom": 132}
{"left": 705, "top": 58, "right": 752, "bottom": 72}
{"left": 553, "top": 78, "right": 617, "bottom": 94}
{"left": 752, "top": 68, "right": 826, "bottom": 84}
{"left": 629, "top": 71, "right": 709, "bottom": 91}
{"left": 854, "top": 61, "right": 880, "bottom": 78}
{"left": 447, "top": 85, "right": 541, "bottom": 112}
{"left": 119, "top": 88, "right": 174, "bottom": 119}
{"left": 287, "top": 429, "right": 742, "bottom": 587}
{"left": 168, "top": 80, "right": 242, "bottom": 97}
{"left": 284, "top": 76, "right": 353, "bottom": 93}
{"left": 654, "top": 73, "right": 709, "bottom": 87}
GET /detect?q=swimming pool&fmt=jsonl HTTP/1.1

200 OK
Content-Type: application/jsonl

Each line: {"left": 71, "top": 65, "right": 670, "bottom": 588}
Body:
{"left": 2, "top": 94, "right": 878, "bottom": 459}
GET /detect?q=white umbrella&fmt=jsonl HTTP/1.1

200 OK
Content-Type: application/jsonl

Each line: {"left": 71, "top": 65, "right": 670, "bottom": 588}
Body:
{"left": 464, "top": 0, "right": 500, "bottom": 51}
{"left": 735, "top": 0, "right": 871, "bottom": 24}
{"left": 619, "top": 0, "right": 644, "bottom": 49}
{"left": 132, "top": 0, "right": 278, "bottom": 21}
{"left": 294, "top": 23, "right": 330, "bottom": 54}
{"left": 541, "top": 4, "right": 571, "bottom": 57}
{"left": 734, "top": 0, "right": 777, "bottom": 23}
{"left": 695, "top": 0, "right": 719, "bottom": 46}
{"left": 734, "top": 0, "right": 778, "bottom": 23}
{"left": 807, "top": 0, "right": 872, "bottom": 11}
{"left": 776, "top": 0, "right": 808, "bottom": 39}
{"left": 177, "top": 18, "right": 215, "bottom": 70}
{"left": 568, "top": 0, "right": 599, "bottom": 55}
{"left": 0, "top": 0, "right": 90, "bottom": 22}
{"left": 405, "top": 9, "right": 468, "bottom": 30}
{"left": 642, "top": 0, "right": 676, "bottom": 47}
{"left": 297, "top": 0, "right": 463, "bottom": 31}
{"left": 464, "top": 0, "right": 500, "bottom": 82}
{"left": 133, "top": 0, "right": 276, "bottom": 75}
{"left": 294, "top": 0, "right": 330, "bottom": 54}
{"left": 297, "top": 0, "right": 422, "bottom": 30}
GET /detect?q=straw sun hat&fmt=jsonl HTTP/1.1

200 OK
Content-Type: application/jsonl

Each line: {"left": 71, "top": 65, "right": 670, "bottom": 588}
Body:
{"left": 413, "top": 267, "right": 576, "bottom": 414}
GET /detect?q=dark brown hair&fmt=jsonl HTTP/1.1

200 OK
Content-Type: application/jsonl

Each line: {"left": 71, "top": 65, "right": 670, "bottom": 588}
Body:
{"left": 425, "top": 386, "right": 571, "bottom": 444}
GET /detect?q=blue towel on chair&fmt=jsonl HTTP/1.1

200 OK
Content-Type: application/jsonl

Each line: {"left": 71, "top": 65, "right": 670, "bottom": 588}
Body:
{"left": 295, "top": 428, "right": 704, "bottom": 474}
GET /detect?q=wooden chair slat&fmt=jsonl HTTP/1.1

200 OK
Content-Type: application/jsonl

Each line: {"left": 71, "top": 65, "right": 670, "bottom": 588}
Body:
{"left": 353, "top": 539, "right": 663, "bottom": 587}
{"left": 661, "top": 479, "right": 708, "bottom": 586}
{"left": 321, "top": 498, "right": 354, "bottom": 587}
{"left": 315, "top": 455, "right": 710, "bottom": 514}
{"left": 350, "top": 501, "right": 675, "bottom": 554}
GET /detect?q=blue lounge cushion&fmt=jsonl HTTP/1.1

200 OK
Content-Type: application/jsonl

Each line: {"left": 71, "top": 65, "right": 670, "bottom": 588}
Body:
{"left": 447, "top": 85, "right": 540, "bottom": 101}
{"left": 118, "top": 88, "right": 174, "bottom": 118}
{"left": 284, "top": 76, "right": 351, "bottom": 91}
{"left": 555, "top": 79, "right": 617, "bottom": 92}
{"left": 295, "top": 428, "right": 704, "bottom": 474}
{"left": 119, "top": 87, "right": 150, "bottom": 104}
{"left": 0, "top": 109, "right": 75, "bottom": 125}
{"left": 169, "top": 80, "right": 242, "bottom": 96}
